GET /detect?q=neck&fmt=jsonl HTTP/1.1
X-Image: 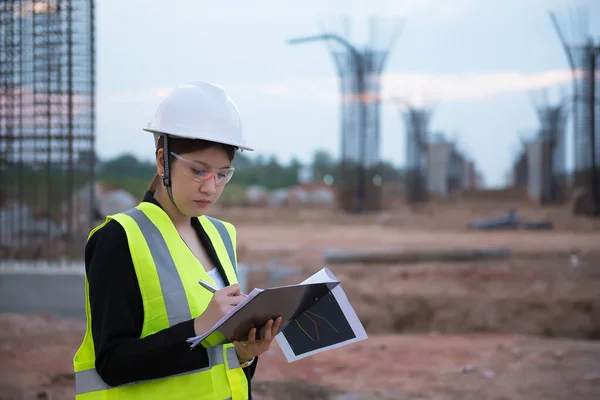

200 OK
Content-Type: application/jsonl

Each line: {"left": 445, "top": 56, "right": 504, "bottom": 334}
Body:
{"left": 154, "top": 186, "right": 191, "bottom": 228}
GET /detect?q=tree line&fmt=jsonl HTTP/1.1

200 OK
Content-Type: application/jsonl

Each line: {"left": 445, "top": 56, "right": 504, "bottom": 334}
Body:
{"left": 97, "top": 149, "right": 404, "bottom": 196}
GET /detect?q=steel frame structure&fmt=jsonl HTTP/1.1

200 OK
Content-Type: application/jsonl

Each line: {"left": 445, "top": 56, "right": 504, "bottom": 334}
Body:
{"left": 0, "top": 0, "right": 96, "bottom": 264}
{"left": 550, "top": 7, "right": 600, "bottom": 215}
{"left": 289, "top": 16, "right": 403, "bottom": 213}
{"left": 529, "top": 88, "right": 570, "bottom": 203}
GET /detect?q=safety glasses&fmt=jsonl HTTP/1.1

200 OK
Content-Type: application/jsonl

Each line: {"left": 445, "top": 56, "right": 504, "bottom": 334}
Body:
{"left": 170, "top": 152, "right": 235, "bottom": 186}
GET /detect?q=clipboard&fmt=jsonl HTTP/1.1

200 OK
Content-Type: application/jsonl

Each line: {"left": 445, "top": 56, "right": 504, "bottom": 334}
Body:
{"left": 188, "top": 280, "right": 340, "bottom": 348}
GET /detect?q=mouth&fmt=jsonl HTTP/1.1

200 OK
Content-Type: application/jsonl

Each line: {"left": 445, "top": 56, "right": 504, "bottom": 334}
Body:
{"left": 193, "top": 200, "right": 212, "bottom": 207}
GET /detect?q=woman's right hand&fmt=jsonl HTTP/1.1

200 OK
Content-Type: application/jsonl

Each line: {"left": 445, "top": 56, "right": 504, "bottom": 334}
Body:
{"left": 193, "top": 284, "right": 246, "bottom": 336}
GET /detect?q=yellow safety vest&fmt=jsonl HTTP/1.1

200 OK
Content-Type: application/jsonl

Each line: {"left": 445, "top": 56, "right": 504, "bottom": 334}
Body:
{"left": 73, "top": 201, "right": 248, "bottom": 400}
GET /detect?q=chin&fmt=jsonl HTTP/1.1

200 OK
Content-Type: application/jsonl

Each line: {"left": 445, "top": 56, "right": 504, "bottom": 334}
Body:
{"left": 185, "top": 209, "right": 206, "bottom": 217}
{"left": 193, "top": 202, "right": 213, "bottom": 215}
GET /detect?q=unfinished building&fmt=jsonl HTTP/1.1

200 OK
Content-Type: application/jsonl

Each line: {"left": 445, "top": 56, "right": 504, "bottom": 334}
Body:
{"left": 0, "top": 0, "right": 96, "bottom": 265}
{"left": 522, "top": 90, "right": 570, "bottom": 204}
{"left": 402, "top": 105, "right": 431, "bottom": 203}
{"left": 426, "top": 133, "right": 471, "bottom": 198}
{"left": 512, "top": 151, "right": 528, "bottom": 189}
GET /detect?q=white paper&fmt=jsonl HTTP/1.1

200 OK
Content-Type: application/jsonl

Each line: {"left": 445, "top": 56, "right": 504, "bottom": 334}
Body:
{"left": 187, "top": 287, "right": 263, "bottom": 349}
{"left": 275, "top": 267, "right": 368, "bottom": 362}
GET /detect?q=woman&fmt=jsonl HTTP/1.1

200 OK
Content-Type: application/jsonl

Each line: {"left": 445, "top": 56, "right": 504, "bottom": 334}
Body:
{"left": 73, "top": 81, "right": 281, "bottom": 400}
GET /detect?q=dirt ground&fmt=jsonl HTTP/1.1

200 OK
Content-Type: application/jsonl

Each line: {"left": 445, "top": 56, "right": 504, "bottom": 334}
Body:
{"left": 215, "top": 199, "right": 600, "bottom": 268}
{"left": 214, "top": 197, "right": 600, "bottom": 233}
{"left": 1, "top": 314, "right": 599, "bottom": 400}
{"left": 1, "top": 201, "right": 600, "bottom": 399}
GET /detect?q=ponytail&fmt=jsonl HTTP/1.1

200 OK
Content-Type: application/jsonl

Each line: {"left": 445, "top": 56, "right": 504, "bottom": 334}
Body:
{"left": 148, "top": 173, "right": 161, "bottom": 192}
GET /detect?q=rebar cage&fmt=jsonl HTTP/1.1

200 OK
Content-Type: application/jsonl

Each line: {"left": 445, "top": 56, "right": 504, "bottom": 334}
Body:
{"left": 550, "top": 7, "right": 600, "bottom": 214}
{"left": 530, "top": 89, "right": 570, "bottom": 203}
{"left": 324, "top": 17, "right": 402, "bottom": 213}
{"left": 332, "top": 50, "right": 387, "bottom": 212}
{"left": 0, "top": 0, "right": 96, "bottom": 265}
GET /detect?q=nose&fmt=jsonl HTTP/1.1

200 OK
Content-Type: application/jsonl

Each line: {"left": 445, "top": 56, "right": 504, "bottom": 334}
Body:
{"left": 199, "top": 175, "right": 217, "bottom": 195}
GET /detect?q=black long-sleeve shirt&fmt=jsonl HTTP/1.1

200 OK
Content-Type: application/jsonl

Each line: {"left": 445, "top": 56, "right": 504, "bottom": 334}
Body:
{"left": 84, "top": 191, "right": 257, "bottom": 393}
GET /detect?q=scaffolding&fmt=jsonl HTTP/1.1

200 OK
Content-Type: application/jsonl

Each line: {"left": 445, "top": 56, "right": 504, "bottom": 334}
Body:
{"left": 289, "top": 17, "right": 403, "bottom": 213}
{"left": 0, "top": 0, "right": 96, "bottom": 265}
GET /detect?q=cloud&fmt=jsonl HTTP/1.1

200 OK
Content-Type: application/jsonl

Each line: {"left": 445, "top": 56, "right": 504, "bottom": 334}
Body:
{"left": 99, "top": 88, "right": 158, "bottom": 104}
{"left": 180, "top": 0, "right": 477, "bottom": 20}
{"left": 100, "top": 68, "right": 576, "bottom": 118}
{"left": 388, "top": 0, "right": 477, "bottom": 18}
{"left": 0, "top": 86, "right": 92, "bottom": 127}
{"left": 153, "top": 87, "right": 173, "bottom": 99}
{"left": 261, "top": 84, "right": 293, "bottom": 97}
{"left": 379, "top": 69, "right": 577, "bottom": 104}
{"left": 224, "top": 69, "right": 577, "bottom": 106}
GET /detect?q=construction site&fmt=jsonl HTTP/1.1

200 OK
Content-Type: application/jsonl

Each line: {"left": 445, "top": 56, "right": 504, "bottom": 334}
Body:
{"left": 1, "top": 2, "right": 600, "bottom": 400}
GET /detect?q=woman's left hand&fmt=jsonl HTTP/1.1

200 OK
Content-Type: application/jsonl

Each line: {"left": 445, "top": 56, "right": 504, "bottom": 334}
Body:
{"left": 233, "top": 316, "right": 283, "bottom": 363}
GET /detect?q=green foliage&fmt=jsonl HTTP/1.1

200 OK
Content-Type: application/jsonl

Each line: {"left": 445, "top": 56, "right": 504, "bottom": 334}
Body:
{"left": 1, "top": 165, "right": 92, "bottom": 206}
{"left": 99, "top": 175, "right": 153, "bottom": 200}
{"left": 97, "top": 153, "right": 156, "bottom": 199}
{"left": 216, "top": 183, "right": 247, "bottom": 206}
{"left": 232, "top": 154, "right": 300, "bottom": 189}
{"left": 312, "top": 149, "right": 339, "bottom": 183}
{"left": 94, "top": 149, "right": 405, "bottom": 197}
{"left": 100, "top": 153, "right": 156, "bottom": 178}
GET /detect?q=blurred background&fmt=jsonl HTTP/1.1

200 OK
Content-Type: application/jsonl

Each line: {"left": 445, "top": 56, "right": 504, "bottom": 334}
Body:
{"left": 1, "top": 0, "right": 600, "bottom": 399}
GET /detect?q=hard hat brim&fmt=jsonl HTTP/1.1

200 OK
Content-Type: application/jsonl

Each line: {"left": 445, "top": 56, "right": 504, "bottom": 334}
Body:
{"left": 143, "top": 128, "right": 254, "bottom": 152}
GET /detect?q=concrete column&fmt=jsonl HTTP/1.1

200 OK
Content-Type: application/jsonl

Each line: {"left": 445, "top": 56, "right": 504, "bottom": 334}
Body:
{"left": 427, "top": 142, "right": 454, "bottom": 197}
{"left": 526, "top": 139, "right": 556, "bottom": 203}
{"left": 525, "top": 140, "right": 543, "bottom": 202}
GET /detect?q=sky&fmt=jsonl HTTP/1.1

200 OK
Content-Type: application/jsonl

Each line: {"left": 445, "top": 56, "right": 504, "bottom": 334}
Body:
{"left": 94, "top": 0, "right": 600, "bottom": 188}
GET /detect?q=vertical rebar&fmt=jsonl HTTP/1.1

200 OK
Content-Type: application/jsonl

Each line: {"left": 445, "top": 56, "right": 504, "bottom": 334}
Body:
{"left": 89, "top": 0, "right": 97, "bottom": 233}
{"left": 0, "top": 0, "right": 96, "bottom": 266}
{"left": 67, "top": 0, "right": 74, "bottom": 239}
{"left": 355, "top": 51, "right": 366, "bottom": 213}
{"left": 46, "top": 1, "right": 52, "bottom": 244}
{"left": 32, "top": 2, "right": 39, "bottom": 257}
{"left": 589, "top": 43, "right": 599, "bottom": 216}
{"left": 1, "top": 1, "right": 8, "bottom": 254}
{"left": 18, "top": 0, "right": 24, "bottom": 255}
{"left": 550, "top": 6, "right": 599, "bottom": 216}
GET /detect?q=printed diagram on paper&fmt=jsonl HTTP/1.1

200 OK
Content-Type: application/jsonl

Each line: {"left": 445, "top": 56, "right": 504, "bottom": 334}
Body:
{"left": 275, "top": 267, "right": 368, "bottom": 362}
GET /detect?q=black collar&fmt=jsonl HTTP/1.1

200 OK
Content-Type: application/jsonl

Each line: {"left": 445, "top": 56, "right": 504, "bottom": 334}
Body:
{"left": 142, "top": 191, "right": 230, "bottom": 286}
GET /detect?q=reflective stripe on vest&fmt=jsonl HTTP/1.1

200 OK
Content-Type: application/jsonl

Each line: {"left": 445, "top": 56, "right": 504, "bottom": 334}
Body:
{"left": 124, "top": 207, "right": 191, "bottom": 325}
{"left": 75, "top": 345, "right": 240, "bottom": 395}
{"left": 204, "top": 215, "right": 237, "bottom": 272}
{"left": 74, "top": 206, "right": 245, "bottom": 399}
{"left": 120, "top": 209, "right": 237, "bottom": 325}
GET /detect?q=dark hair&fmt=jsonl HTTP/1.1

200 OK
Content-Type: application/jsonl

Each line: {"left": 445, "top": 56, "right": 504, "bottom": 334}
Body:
{"left": 148, "top": 135, "right": 237, "bottom": 192}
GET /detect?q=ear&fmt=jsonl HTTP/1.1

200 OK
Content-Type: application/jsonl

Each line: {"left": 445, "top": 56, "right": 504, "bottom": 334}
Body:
{"left": 156, "top": 147, "right": 164, "bottom": 177}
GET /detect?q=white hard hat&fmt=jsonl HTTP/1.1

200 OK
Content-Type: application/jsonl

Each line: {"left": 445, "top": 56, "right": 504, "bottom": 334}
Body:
{"left": 143, "top": 81, "right": 253, "bottom": 151}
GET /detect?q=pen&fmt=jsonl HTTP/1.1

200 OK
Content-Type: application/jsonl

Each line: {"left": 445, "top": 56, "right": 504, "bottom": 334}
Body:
{"left": 199, "top": 280, "right": 218, "bottom": 293}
